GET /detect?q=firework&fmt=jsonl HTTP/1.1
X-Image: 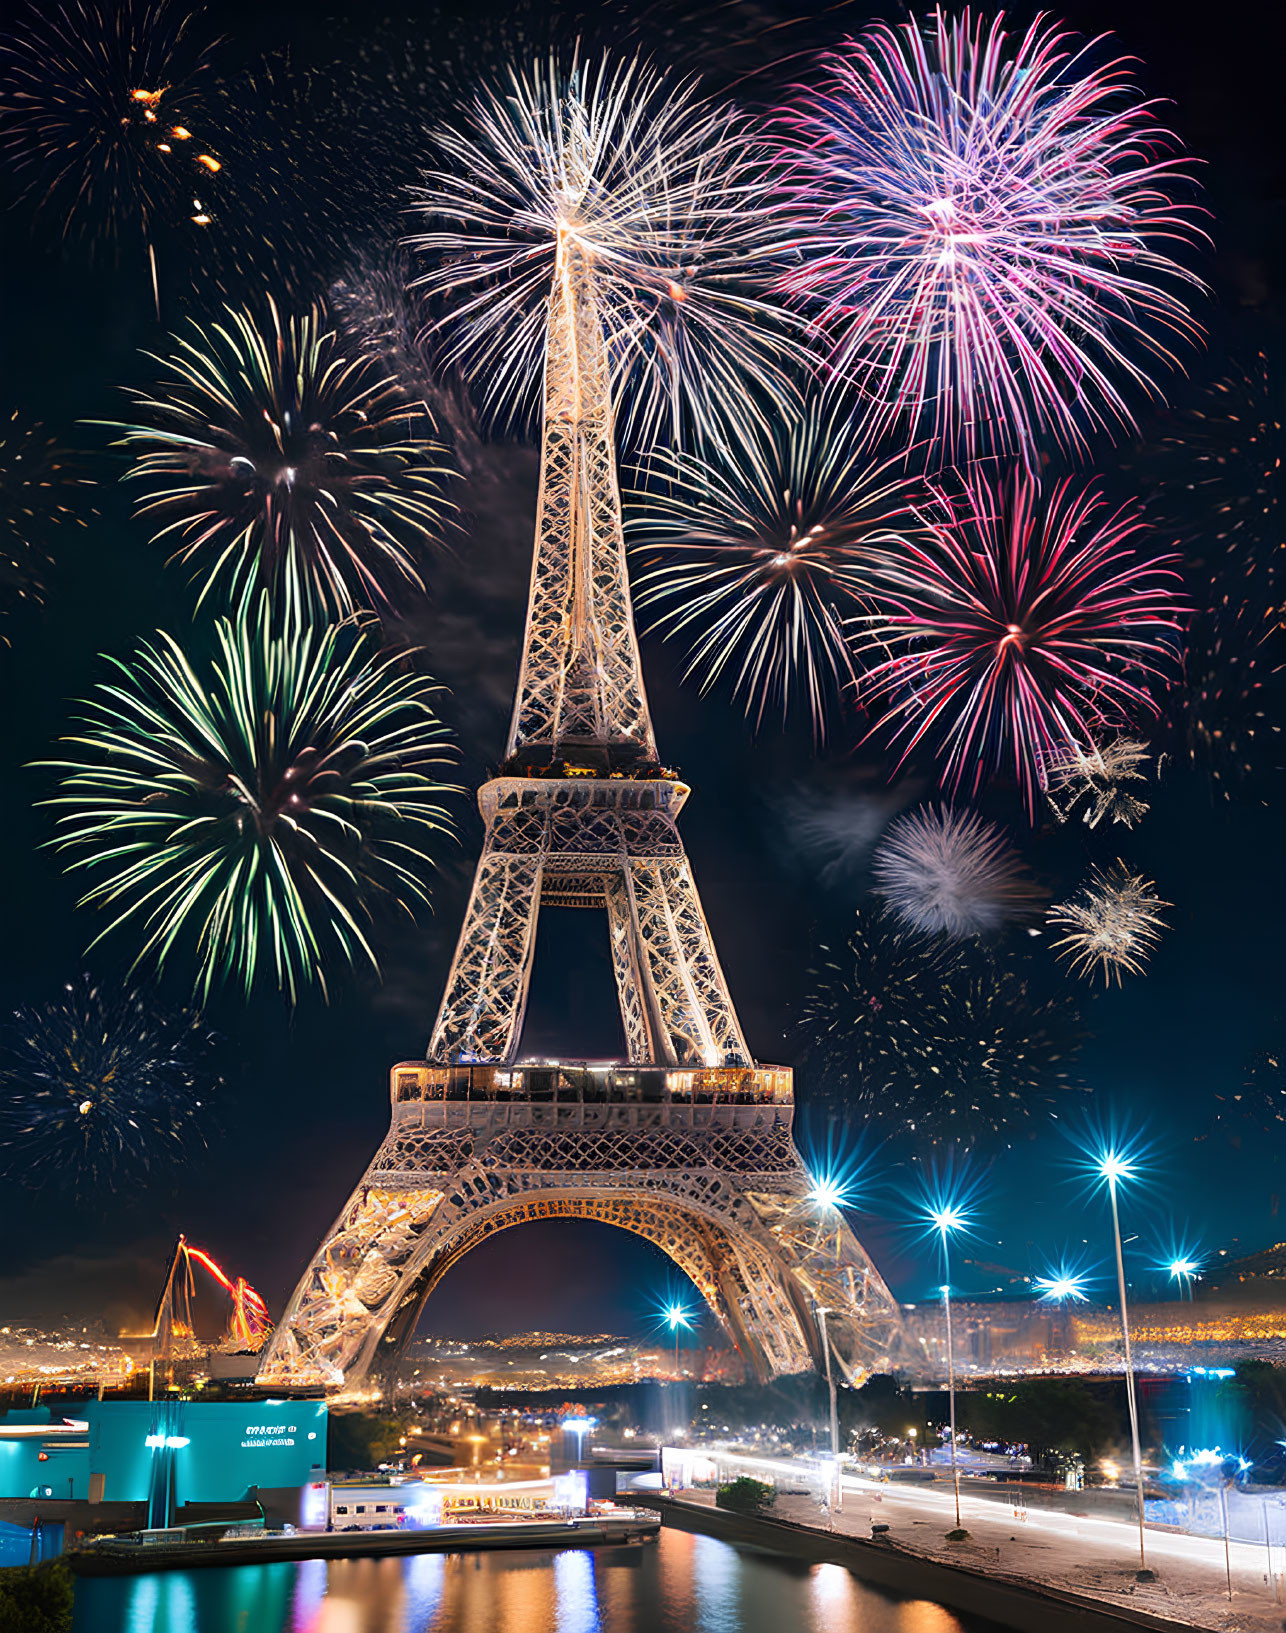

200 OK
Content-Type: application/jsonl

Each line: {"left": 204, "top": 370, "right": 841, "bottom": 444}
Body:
{"left": 1172, "top": 604, "right": 1282, "bottom": 797}
{"left": 871, "top": 805, "right": 1042, "bottom": 938}
{"left": 1047, "top": 862, "right": 1169, "bottom": 984}
{"left": 775, "top": 10, "right": 1204, "bottom": 463}
{"left": 0, "top": 974, "right": 216, "bottom": 1193}
{"left": 854, "top": 473, "right": 1185, "bottom": 814}
{"left": 1211, "top": 1048, "right": 1286, "bottom": 1135}
{"left": 0, "top": 0, "right": 223, "bottom": 298}
{"left": 39, "top": 598, "right": 460, "bottom": 1002}
{"left": 1166, "top": 349, "right": 1285, "bottom": 598}
{"left": 1045, "top": 737, "right": 1152, "bottom": 829}
{"left": 0, "top": 412, "right": 92, "bottom": 640}
{"left": 630, "top": 396, "right": 917, "bottom": 734}
{"left": 107, "top": 300, "right": 455, "bottom": 619}
{"left": 800, "top": 910, "right": 1082, "bottom": 1145}
{"left": 1151, "top": 350, "right": 1286, "bottom": 795}
{"left": 409, "top": 52, "right": 797, "bottom": 448}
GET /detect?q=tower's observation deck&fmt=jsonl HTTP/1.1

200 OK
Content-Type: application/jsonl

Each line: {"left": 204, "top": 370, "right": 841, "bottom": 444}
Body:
{"left": 390, "top": 1061, "right": 793, "bottom": 1108}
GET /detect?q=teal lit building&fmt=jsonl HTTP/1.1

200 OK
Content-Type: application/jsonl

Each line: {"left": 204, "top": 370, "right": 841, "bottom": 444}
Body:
{"left": 0, "top": 1399, "right": 327, "bottom": 1523}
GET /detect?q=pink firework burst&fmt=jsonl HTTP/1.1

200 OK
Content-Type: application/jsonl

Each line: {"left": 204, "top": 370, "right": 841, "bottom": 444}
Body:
{"left": 854, "top": 473, "right": 1185, "bottom": 813}
{"left": 775, "top": 9, "right": 1205, "bottom": 463}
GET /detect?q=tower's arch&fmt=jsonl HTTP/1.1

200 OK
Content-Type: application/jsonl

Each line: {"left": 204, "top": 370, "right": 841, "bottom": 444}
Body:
{"left": 260, "top": 1064, "right": 912, "bottom": 1393}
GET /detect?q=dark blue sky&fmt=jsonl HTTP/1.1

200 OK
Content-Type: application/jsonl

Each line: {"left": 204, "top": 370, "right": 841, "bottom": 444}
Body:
{"left": 0, "top": 0, "right": 1282, "bottom": 1342}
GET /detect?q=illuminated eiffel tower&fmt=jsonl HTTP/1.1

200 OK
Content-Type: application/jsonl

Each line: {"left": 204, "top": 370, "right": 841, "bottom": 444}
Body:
{"left": 259, "top": 231, "right": 907, "bottom": 1392}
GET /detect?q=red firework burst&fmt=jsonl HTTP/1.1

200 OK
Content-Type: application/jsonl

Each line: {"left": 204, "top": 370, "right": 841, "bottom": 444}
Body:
{"left": 855, "top": 474, "right": 1185, "bottom": 812}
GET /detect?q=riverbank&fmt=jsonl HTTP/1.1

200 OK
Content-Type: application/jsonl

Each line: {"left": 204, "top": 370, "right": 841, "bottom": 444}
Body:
{"left": 69, "top": 1510, "right": 659, "bottom": 1576}
{"left": 640, "top": 1491, "right": 1280, "bottom": 1633}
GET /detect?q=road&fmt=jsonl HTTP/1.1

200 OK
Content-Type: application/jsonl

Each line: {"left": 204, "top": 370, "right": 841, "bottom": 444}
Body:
{"left": 692, "top": 1450, "right": 1285, "bottom": 1631}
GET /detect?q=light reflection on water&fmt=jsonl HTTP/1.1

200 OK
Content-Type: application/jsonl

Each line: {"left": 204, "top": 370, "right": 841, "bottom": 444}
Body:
{"left": 72, "top": 1530, "right": 996, "bottom": 1633}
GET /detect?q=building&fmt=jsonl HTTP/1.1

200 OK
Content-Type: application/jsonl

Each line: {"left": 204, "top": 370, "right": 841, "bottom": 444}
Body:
{"left": 0, "top": 1398, "right": 327, "bottom": 1527}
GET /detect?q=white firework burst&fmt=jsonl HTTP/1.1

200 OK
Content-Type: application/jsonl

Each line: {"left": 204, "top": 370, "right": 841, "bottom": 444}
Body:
{"left": 1045, "top": 737, "right": 1152, "bottom": 829}
{"left": 1047, "top": 862, "right": 1170, "bottom": 984}
{"left": 408, "top": 52, "right": 799, "bottom": 448}
{"left": 871, "top": 805, "right": 1043, "bottom": 939}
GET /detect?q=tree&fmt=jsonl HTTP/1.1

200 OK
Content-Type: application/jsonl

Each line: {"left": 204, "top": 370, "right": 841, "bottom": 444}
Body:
{"left": 961, "top": 1380, "right": 1117, "bottom": 1469}
{"left": 326, "top": 1410, "right": 415, "bottom": 1472}
{"left": 0, "top": 1561, "right": 74, "bottom": 1633}
{"left": 716, "top": 1477, "right": 775, "bottom": 1514}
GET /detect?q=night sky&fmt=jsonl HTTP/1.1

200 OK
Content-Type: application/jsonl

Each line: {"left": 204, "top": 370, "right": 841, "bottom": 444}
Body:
{"left": 1, "top": 0, "right": 1283, "bottom": 1347}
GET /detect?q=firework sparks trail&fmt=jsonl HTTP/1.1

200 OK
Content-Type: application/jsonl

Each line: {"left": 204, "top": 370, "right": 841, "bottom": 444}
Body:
{"left": 853, "top": 472, "right": 1186, "bottom": 815}
{"left": 1047, "top": 861, "right": 1169, "bottom": 984}
{"left": 1150, "top": 349, "right": 1286, "bottom": 794}
{"left": 409, "top": 51, "right": 800, "bottom": 448}
{"left": 1044, "top": 736, "right": 1152, "bottom": 828}
{"left": 774, "top": 9, "right": 1205, "bottom": 464}
{"left": 1211, "top": 1049, "right": 1286, "bottom": 1136}
{"left": 0, "top": 974, "right": 217, "bottom": 1193}
{"left": 871, "top": 804, "right": 1043, "bottom": 938}
{"left": 1165, "top": 348, "right": 1285, "bottom": 607}
{"left": 0, "top": 0, "right": 225, "bottom": 305}
{"left": 38, "top": 597, "right": 460, "bottom": 1003}
{"left": 629, "top": 395, "right": 919, "bottom": 735}
{"left": 1, "top": 411, "right": 94, "bottom": 642}
{"left": 801, "top": 909, "right": 1082, "bottom": 1146}
{"left": 105, "top": 299, "right": 456, "bottom": 621}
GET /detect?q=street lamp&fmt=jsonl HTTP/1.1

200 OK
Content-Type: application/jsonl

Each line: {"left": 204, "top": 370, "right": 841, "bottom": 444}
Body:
{"left": 1096, "top": 1148, "right": 1150, "bottom": 1578}
{"left": 1167, "top": 1257, "right": 1200, "bottom": 1301}
{"left": 807, "top": 1173, "right": 848, "bottom": 1211}
{"left": 562, "top": 1416, "right": 596, "bottom": 1463}
{"left": 814, "top": 1306, "right": 843, "bottom": 1512}
{"left": 929, "top": 1204, "right": 966, "bottom": 1532}
{"left": 1033, "top": 1273, "right": 1090, "bottom": 1303}
{"left": 665, "top": 1304, "right": 693, "bottom": 1380}
{"left": 808, "top": 1166, "right": 853, "bottom": 1512}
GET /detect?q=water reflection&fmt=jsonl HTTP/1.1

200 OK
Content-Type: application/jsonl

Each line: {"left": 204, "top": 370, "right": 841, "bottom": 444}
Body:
{"left": 72, "top": 1529, "right": 996, "bottom": 1633}
{"left": 554, "top": 1549, "right": 599, "bottom": 1633}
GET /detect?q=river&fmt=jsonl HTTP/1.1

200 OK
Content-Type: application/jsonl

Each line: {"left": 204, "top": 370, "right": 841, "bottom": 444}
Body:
{"left": 71, "top": 1528, "right": 1004, "bottom": 1632}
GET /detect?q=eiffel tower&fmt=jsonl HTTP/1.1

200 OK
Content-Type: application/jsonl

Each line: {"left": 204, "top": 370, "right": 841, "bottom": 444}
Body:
{"left": 259, "top": 231, "right": 907, "bottom": 1392}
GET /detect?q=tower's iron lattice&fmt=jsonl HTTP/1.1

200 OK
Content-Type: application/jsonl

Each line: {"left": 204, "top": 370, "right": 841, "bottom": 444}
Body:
{"left": 259, "top": 233, "right": 908, "bottom": 1392}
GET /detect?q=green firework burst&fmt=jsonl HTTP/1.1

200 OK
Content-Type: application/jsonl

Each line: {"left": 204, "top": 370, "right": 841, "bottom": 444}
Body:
{"left": 107, "top": 298, "right": 456, "bottom": 618}
{"left": 39, "top": 598, "right": 460, "bottom": 1000}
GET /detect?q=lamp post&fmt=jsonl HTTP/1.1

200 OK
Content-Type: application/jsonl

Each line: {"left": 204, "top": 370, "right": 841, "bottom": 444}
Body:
{"left": 807, "top": 1169, "right": 851, "bottom": 1514}
{"left": 666, "top": 1304, "right": 693, "bottom": 1380}
{"left": 815, "top": 1306, "right": 842, "bottom": 1511}
{"left": 1099, "top": 1151, "right": 1149, "bottom": 1578}
{"left": 562, "top": 1416, "right": 596, "bottom": 1464}
{"left": 929, "top": 1205, "right": 966, "bottom": 1531}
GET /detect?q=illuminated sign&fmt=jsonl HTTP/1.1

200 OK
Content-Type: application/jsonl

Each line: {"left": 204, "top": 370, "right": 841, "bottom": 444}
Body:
{"left": 242, "top": 1423, "right": 297, "bottom": 1449}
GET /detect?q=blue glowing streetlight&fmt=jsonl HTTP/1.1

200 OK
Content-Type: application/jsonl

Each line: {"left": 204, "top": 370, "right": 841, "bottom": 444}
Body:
{"left": 561, "top": 1415, "right": 597, "bottom": 1463}
{"left": 918, "top": 1188, "right": 974, "bottom": 1532}
{"left": 807, "top": 1171, "right": 850, "bottom": 1212}
{"left": 1088, "top": 1140, "right": 1149, "bottom": 1576}
{"left": 1033, "top": 1272, "right": 1091, "bottom": 1304}
{"left": 665, "top": 1303, "right": 693, "bottom": 1380}
{"left": 1166, "top": 1255, "right": 1201, "bottom": 1301}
